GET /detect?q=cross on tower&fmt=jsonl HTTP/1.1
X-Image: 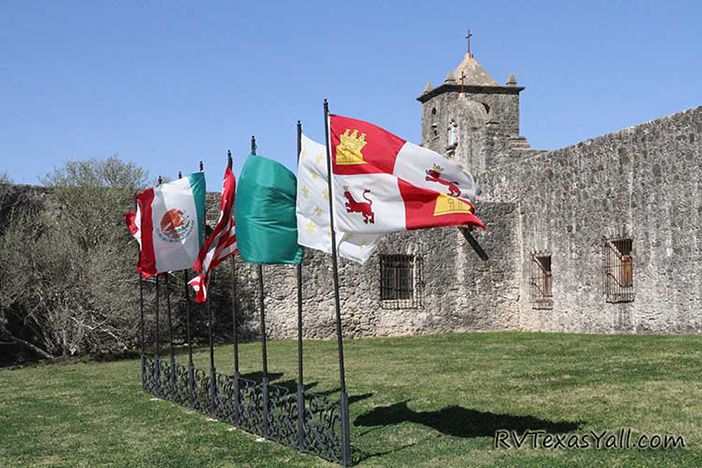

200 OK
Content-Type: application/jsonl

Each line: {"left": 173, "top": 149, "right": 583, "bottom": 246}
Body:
{"left": 466, "top": 29, "right": 473, "bottom": 55}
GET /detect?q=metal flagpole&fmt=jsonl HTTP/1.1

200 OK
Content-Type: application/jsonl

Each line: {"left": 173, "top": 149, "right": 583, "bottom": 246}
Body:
{"left": 251, "top": 135, "right": 270, "bottom": 435}
{"left": 183, "top": 269, "right": 195, "bottom": 407}
{"left": 295, "top": 120, "right": 306, "bottom": 450}
{"left": 206, "top": 292, "right": 217, "bottom": 413}
{"left": 459, "top": 227, "right": 489, "bottom": 261}
{"left": 201, "top": 161, "right": 218, "bottom": 414}
{"left": 154, "top": 176, "right": 163, "bottom": 396}
{"left": 138, "top": 275, "right": 146, "bottom": 389}
{"left": 173, "top": 170, "right": 194, "bottom": 406}
{"left": 257, "top": 263, "right": 270, "bottom": 436}
{"left": 178, "top": 170, "right": 196, "bottom": 408}
{"left": 323, "top": 99, "right": 352, "bottom": 466}
{"left": 227, "top": 149, "right": 241, "bottom": 424}
{"left": 165, "top": 273, "right": 176, "bottom": 390}
{"left": 155, "top": 273, "right": 161, "bottom": 395}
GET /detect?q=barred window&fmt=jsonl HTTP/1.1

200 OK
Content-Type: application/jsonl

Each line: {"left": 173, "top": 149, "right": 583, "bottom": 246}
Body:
{"left": 530, "top": 253, "right": 553, "bottom": 309}
{"left": 380, "top": 255, "right": 423, "bottom": 309}
{"left": 604, "top": 238, "right": 634, "bottom": 303}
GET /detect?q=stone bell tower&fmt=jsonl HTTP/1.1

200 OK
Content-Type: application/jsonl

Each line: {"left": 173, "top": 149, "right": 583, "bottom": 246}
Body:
{"left": 418, "top": 33, "right": 528, "bottom": 175}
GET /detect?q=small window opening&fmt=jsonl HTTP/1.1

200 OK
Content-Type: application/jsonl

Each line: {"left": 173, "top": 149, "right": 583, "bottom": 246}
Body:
{"left": 604, "top": 238, "right": 634, "bottom": 303}
{"left": 530, "top": 253, "right": 553, "bottom": 309}
{"left": 380, "top": 254, "right": 423, "bottom": 309}
{"left": 430, "top": 108, "right": 439, "bottom": 139}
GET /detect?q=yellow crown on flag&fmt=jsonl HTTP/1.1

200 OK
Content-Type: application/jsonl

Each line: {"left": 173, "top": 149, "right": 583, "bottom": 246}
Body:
{"left": 337, "top": 129, "right": 367, "bottom": 165}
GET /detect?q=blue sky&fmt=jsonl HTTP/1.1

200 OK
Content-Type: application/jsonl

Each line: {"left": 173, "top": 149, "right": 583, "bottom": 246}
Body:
{"left": 1, "top": 1, "right": 700, "bottom": 186}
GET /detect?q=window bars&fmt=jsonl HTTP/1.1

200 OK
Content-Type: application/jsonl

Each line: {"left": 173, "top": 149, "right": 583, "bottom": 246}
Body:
{"left": 604, "top": 237, "right": 634, "bottom": 303}
{"left": 380, "top": 254, "right": 423, "bottom": 309}
{"left": 530, "top": 253, "right": 553, "bottom": 309}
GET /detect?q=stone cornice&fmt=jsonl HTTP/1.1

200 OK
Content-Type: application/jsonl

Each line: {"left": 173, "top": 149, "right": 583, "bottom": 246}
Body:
{"left": 417, "top": 84, "right": 525, "bottom": 103}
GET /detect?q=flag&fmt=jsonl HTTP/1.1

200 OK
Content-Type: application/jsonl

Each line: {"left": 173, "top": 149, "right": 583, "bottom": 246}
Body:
{"left": 187, "top": 165, "right": 238, "bottom": 303}
{"left": 125, "top": 173, "right": 206, "bottom": 277}
{"left": 329, "top": 114, "right": 484, "bottom": 234}
{"left": 296, "top": 133, "right": 379, "bottom": 264}
{"left": 235, "top": 154, "right": 304, "bottom": 265}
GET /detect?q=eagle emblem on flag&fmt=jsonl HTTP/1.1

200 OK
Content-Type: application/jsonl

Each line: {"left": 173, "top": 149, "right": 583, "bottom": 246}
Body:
{"left": 157, "top": 208, "right": 194, "bottom": 242}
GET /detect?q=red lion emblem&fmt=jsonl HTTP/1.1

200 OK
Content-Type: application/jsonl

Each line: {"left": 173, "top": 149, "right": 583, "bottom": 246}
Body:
{"left": 425, "top": 163, "right": 461, "bottom": 197}
{"left": 343, "top": 186, "right": 375, "bottom": 224}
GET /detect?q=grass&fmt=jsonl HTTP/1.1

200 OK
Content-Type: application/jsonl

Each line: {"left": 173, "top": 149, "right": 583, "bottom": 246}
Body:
{"left": 1, "top": 332, "right": 701, "bottom": 467}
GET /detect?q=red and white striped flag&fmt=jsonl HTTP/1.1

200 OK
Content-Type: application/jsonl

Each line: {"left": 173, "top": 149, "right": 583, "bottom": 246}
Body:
{"left": 188, "top": 165, "right": 238, "bottom": 303}
{"left": 329, "top": 114, "right": 485, "bottom": 234}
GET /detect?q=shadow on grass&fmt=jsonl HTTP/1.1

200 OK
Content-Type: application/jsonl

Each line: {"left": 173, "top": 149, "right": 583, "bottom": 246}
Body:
{"left": 239, "top": 371, "right": 285, "bottom": 382}
{"left": 354, "top": 400, "right": 583, "bottom": 438}
{"left": 240, "top": 372, "right": 375, "bottom": 406}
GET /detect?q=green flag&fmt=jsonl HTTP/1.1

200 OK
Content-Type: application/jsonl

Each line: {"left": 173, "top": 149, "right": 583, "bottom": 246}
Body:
{"left": 235, "top": 154, "right": 304, "bottom": 265}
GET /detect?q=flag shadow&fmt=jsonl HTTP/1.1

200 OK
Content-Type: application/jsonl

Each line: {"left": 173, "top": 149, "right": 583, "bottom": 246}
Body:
{"left": 240, "top": 372, "right": 374, "bottom": 406}
{"left": 354, "top": 400, "right": 583, "bottom": 439}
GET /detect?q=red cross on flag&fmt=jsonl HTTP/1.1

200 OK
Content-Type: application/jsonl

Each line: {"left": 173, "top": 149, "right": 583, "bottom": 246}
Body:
{"left": 329, "top": 114, "right": 484, "bottom": 234}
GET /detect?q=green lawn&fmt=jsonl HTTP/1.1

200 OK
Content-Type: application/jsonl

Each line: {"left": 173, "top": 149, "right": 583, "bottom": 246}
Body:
{"left": 1, "top": 332, "right": 701, "bottom": 467}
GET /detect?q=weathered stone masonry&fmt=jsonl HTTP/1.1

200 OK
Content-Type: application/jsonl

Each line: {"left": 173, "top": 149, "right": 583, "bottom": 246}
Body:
{"left": 228, "top": 47, "right": 702, "bottom": 338}
{"left": 482, "top": 108, "right": 702, "bottom": 334}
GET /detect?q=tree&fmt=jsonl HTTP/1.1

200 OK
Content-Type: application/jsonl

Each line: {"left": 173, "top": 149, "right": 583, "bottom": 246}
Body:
{"left": 0, "top": 156, "right": 149, "bottom": 360}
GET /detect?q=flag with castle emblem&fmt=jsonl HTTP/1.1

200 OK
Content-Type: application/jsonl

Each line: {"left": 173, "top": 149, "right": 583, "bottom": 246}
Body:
{"left": 125, "top": 173, "right": 206, "bottom": 278}
{"left": 329, "top": 114, "right": 484, "bottom": 234}
{"left": 296, "top": 133, "right": 379, "bottom": 264}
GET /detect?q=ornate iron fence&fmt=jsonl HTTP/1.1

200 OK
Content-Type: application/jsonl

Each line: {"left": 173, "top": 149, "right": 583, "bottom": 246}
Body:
{"left": 141, "top": 355, "right": 344, "bottom": 464}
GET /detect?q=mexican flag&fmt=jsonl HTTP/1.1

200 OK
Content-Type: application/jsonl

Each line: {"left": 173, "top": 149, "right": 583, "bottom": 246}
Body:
{"left": 329, "top": 114, "right": 484, "bottom": 234}
{"left": 125, "top": 173, "right": 206, "bottom": 277}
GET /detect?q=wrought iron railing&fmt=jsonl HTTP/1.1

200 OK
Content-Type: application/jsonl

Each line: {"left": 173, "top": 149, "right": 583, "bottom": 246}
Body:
{"left": 141, "top": 355, "right": 344, "bottom": 464}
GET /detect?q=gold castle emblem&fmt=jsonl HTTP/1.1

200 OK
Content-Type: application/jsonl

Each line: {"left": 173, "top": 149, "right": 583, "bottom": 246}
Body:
{"left": 336, "top": 129, "right": 367, "bottom": 165}
{"left": 434, "top": 193, "right": 472, "bottom": 216}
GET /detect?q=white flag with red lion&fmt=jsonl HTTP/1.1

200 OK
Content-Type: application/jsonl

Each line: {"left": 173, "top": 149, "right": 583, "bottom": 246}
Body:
{"left": 328, "top": 114, "right": 484, "bottom": 234}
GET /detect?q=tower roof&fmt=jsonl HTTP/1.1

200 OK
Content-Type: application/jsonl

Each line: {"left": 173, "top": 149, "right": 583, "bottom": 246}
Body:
{"left": 417, "top": 42, "right": 524, "bottom": 103}
{"left": 449, "top": 52, "right": 498, "bottom": 87}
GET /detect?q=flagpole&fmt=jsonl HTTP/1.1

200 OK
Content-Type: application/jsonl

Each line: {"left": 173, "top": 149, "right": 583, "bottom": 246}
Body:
{"left": 257, "top": 262, "right": 270, "bottom": 436}
{"left": 228, "top": 149, "right": 241, "bottom": 425}
{"left": 154, "top": 175, "right": 163, "bottom": 397}
{"left": 183, "top": 269, "right": 195, "bottom": 407}
{"left": 172, "top": 170, "right": 195, "bottom": 406}
{"left": 295, "top": 120, "right": 306, "bottom": 450}
{"left": 251, "top": 135, "right": 270, "bottom": 436}
{"left": 200, "top": 161, "right": 219, "bottom": 414}
{"left": 165, "top": 273, "right": 176, "bottom": 390}
{"left": 323, "top": 99, "right": 352, "bottom": 466}
{"left": 138, "top": 275, "right": 146, "bottom": 389}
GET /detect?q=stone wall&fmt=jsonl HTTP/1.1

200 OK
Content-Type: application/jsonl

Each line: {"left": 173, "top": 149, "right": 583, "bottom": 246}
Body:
{"left": 420, "top": 89, "right": 521, "bottom": 174}
{"left": 233, "top": 201, "right": 520, "bottom": 339}
{"left": 483, "top": 106, "right": 702, "bottom": 333}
